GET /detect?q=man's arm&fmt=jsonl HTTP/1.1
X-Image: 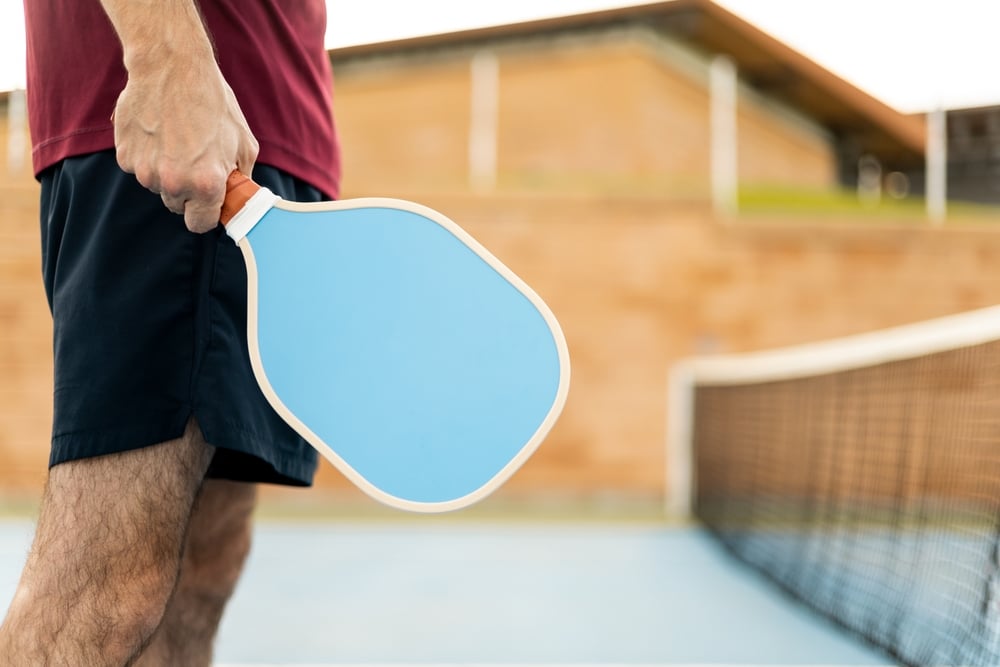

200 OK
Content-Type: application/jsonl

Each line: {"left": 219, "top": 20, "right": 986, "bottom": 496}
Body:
{"left": 99, "top": 0, "right": 258, "bottom": 232}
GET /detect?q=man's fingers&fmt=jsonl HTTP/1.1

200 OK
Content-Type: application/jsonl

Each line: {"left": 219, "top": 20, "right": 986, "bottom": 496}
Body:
{"left": 160, "top": 192, "right": 186, "bottom": 216}
{"left": 139, "top": 166, "right": 228, "bottom": 232}
{"left": 183, "top": 197, "right": 225, "bottom": 234}
{"left": 112, "top": 97, "right": 241, "bottom": 232}
{"left": 143, "top": 176, "right": 222, "bottom": 233}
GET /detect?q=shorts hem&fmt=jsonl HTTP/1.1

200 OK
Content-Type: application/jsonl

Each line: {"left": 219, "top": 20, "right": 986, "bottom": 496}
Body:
{"left": 49, "top": 411, "right": 191, "bottom": 468}
{"left": 49, "top": 412, "right": 317, "bottom": 488}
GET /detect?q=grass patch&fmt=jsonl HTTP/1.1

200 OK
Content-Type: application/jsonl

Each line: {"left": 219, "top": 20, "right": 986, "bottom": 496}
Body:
{"left": 738, "top": 186, "right": 1000, "bottom": 224}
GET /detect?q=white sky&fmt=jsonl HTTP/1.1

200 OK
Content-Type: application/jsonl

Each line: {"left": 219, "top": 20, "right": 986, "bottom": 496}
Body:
{"left": 2, "top": 1, "right": 998, "bottom": 113}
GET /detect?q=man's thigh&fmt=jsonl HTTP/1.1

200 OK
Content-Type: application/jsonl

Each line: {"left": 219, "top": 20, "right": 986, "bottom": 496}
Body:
{"left": 32, "top": 418, "right": 215, "bottom": 579}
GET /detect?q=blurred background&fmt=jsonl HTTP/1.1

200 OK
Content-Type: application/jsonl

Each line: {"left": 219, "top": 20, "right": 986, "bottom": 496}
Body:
{"left": 1, "top": 0, "right": 998, "bottom": 516}
{"left": 2, "top": 1, "right": 1000, "bottom": 664}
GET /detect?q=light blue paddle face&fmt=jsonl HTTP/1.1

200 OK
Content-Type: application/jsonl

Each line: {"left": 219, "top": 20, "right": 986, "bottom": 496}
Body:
{"left": 244, "top": 204, "right": 567, "bottom": 509}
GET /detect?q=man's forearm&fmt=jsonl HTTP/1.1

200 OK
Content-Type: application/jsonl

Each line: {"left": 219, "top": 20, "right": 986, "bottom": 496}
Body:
{"left": 99, "top": 0, "right": 216, "bottom": 75}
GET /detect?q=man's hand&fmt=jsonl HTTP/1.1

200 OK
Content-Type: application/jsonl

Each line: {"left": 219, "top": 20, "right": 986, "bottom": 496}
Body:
{"left": 101, "top": 0, "right": 258, "bottom": 233}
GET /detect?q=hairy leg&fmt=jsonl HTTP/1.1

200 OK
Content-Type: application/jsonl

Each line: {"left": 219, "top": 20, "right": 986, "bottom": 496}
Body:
{"left": 135, "top": 478, "right": 257, "bottom": 667}
{"left": 0, "top": 419, "right": 214, "bottom": 667}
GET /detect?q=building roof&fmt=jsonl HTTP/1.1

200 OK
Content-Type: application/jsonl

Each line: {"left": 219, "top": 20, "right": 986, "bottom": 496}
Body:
{"left": 329, "top": 0, "right": 926, "bottom": 169}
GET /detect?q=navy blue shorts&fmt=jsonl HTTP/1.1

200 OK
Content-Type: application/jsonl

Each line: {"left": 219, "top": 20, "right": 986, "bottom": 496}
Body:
{"left": 39, "top": 150, "right": 321, "bottom": 486}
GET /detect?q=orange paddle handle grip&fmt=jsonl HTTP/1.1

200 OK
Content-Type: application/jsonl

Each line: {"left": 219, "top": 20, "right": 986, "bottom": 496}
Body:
{"left": 220, "top": 170, "right": 261, "bottom": 226}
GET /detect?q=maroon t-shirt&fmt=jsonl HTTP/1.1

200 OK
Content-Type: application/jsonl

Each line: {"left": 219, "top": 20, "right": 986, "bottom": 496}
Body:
{"left": 24, "top": 0, "right": 341, "bottom": 198}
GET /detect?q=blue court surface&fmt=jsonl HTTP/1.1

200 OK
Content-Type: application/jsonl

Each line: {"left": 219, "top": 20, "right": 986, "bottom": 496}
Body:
{"left": 0, "top": 519, "right": 891, "bottom": 665}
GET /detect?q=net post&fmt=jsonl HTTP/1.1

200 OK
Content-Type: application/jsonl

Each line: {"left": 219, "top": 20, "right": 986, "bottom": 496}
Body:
{"left": 666, "top": 361, "right": 696, "bottom": 519}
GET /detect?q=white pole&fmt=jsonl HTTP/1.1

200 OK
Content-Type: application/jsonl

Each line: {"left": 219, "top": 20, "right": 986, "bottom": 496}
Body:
{"left": 665, "top": 362, "right": 695, "bottom": 519}
{"left": 468, "top": 51, "right": 499, "bottom": 193}
{"left": 926, "top": 106, "right": 947, "bottom": 225}
{"left": 710, "top": 55, "right": 738, "bottom": 218}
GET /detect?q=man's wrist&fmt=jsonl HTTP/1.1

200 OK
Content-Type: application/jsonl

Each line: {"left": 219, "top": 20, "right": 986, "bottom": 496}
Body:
{"left": 122, "top": 37, "right": 216, "bottom": 77}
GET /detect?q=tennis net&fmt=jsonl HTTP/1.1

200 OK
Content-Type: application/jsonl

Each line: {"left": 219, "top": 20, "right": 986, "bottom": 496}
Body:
{"left": 668, "top": 306, "right": 1000, "bottom": 667}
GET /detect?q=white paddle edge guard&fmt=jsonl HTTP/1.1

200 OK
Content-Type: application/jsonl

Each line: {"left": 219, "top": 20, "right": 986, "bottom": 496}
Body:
{"left": 664, "top": 303, "right": 1000, "bottom": 519}
{"left": 238, "top": 197, "right": 572, "bottom": 513}
{"left": 225, "top": 188, "right": 280, "bottom": 242}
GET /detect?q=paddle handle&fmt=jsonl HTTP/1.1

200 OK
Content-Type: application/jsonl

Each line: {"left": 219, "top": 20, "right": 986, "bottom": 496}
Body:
{"left": 220, "top": 170, "right": 261, "bottom": 226}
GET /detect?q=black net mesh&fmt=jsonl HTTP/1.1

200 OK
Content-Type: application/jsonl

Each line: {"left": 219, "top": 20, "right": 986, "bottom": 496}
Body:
{"left": 693, "top": 341, "right": 1000, "bottom": 666}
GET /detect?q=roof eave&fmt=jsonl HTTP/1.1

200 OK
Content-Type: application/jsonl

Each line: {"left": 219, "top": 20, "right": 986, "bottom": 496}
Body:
{"left": 328, "top": 0, "right": 926, "bottom": 166}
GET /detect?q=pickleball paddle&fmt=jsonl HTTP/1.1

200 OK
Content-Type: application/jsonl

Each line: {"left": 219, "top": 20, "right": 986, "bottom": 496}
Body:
{"left": 219, "top": 172, "right": 570, "bottom": 513}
